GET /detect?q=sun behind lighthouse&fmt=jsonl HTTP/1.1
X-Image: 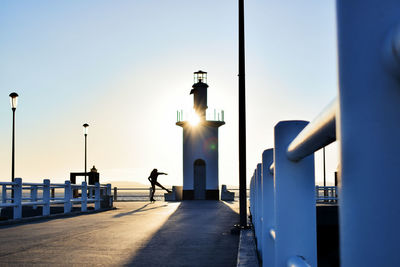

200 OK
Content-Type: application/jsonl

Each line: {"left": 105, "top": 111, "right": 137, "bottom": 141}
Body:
{"left": 188, "top": 112, "right": 200, "bottom": 126}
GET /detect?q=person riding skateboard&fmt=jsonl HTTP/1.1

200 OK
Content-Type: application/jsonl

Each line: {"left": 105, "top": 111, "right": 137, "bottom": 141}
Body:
{"left": 148, "top": 168, "right": 171, "bottom": 202}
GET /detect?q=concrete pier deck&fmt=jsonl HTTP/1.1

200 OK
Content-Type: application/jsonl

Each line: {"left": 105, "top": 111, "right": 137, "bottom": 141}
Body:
{"left": 0, "top": 201, "right": 239, "bottom": 266}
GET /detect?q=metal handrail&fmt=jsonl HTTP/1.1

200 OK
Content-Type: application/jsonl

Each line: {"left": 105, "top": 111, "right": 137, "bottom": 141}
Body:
{"left": 287, "top": 99, "right": 337, "bottom": 162}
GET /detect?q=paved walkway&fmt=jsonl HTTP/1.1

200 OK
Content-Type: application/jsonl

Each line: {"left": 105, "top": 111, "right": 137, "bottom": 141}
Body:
{"left": 0, "top": 201, "right": 239, "bottom": 266}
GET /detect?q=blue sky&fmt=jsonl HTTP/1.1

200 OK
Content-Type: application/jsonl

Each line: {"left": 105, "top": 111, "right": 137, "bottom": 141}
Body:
{"left": 0, "top": 0, "right": 338, "bottom": 186}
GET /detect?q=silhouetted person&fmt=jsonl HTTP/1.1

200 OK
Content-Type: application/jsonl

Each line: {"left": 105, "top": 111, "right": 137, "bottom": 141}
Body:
{"left": 148, "top": 168, "right": 171, "bottom": 202}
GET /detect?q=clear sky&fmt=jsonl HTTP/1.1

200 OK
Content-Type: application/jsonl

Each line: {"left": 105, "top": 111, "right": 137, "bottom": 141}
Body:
{"left": 0, "top": 0, "right": 338, "bottom": 186}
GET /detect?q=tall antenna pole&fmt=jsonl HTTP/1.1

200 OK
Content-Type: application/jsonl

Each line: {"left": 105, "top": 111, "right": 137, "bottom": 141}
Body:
{"left": 238, "top": 0, "right": 247, "bottom": 227}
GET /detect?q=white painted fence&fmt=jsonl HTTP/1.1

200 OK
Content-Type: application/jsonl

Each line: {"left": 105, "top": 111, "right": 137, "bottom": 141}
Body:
{"left": 249, "top": 118, "right": 338, "bottom": 266}
{"left": 0, "top": 178, "right": 112, "bottom": 220}
{"left": 250, "top": 1, "right": 400, "bottom": 266}
{"left": 113, "top": 187, "right": 169, "bottom": 201}
{"left": 315, "top": 186, "right": 337, "bottom": 203}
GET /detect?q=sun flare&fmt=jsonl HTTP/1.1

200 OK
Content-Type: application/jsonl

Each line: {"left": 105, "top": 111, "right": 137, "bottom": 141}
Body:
{"left": 188, "top": 112, "right": 200, "bottom": 126}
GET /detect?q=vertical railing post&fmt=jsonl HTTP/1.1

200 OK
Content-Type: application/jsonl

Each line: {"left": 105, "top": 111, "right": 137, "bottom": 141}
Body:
{"left": 337, "top": 1, "right": 400, "bottom": 265}
{"left": 107, "top": 184, "right": 111, "bottom": 196}
{"left": 261, "top": 149, "right": 275, "bottom": 267}
{"left": 274, "top": 121, "right": 316, "bottom": 266}
{"left": 107, "top": 184, "right": 113, "bottom": 208}
{"left": 31, "top": 185, "right": 38, "bottom": 209}
{"left": 249, "top": 175, "right": 254, "bottom": 217}
{"left": 2, "top": 185, "right": 7, "bottom": 203}
{"left": 255, "top": 164, "right": 263, "bottom": 258}
{"left": 64, "top": 180, "right": 72, "bottom": 213}
{"left": 251, "top": 170, "right": 256, "bottom": 225}
{"left": 81, "top": 181, "right": 87, "bottom": 212}
{"left": 13, "top": 178, "right": 22, "bottom": 219}
{"left": 94, "top": 182, "right": 100, "bottom": 210}
{"left": 114, "top": 187, "right": 117, "bottom": 201}
{"left": 51, "top": 188, "right": 55, "bottom": 200}
{"left": 42, "top": 179, "right": 50, "bottom": 216}
{"left": 251, "top": 172, "right": 255, "bottom": 218}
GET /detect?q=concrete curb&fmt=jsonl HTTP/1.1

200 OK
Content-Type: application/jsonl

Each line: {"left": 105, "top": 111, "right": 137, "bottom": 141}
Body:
{"left": 237, "top": 228, "right": 260, "bottom": 267}
{"left": 0, "top": 207, "right": 116, "bottom": 227}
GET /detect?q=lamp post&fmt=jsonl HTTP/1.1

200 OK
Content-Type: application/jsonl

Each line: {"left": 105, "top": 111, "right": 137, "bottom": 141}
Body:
{"left": 83, "top": 123, "right": 89, "bottom": 183}
{"left": 323, "top": 147, "right": 326, "bottom": 187}
{"left": 9, "top": 92, "right": 18, "bottom": 182}
{"left": 238, "top": 0, "right": 247, "bottom": 227}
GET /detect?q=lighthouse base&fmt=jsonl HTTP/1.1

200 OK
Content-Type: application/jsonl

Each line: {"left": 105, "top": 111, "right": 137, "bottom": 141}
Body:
{"left": 183, "top": 190, "right": 220, "bottom": 200}
{"left": 183, "top": 190, "right": 194, "bottom": 200}
{"left": 206, "top": 190, "right": 219, "bottom": 200}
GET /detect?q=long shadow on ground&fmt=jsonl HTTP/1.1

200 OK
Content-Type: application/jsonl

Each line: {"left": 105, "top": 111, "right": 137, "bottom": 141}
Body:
{"left": 113, "top": 203, "right": 168, "bottom": 218}
{"left": 126, "top": 201, "right": 239, "bottom": 267}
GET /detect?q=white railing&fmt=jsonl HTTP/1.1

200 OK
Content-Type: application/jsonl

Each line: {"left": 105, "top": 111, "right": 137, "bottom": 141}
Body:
{"left": 250, "top": 110, "right": 338, "bottom": 266}
{"left": 250, "top": 1, "right": 400, "bottom": 266}
{"left": 250, "top": 117, "right": 336, "bottom": 266}
{"left": 316, "top": 186, "right": 338, "bottom": 203}
{"left": 0, "top": 178, "right": 113, "bottom": 220}
{"left": 112, "top": 187, "right": 170, "bottom": 201}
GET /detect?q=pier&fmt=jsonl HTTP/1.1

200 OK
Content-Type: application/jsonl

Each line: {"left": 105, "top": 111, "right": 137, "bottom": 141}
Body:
{"left": 0, "top": 201, "right": 239, "bottom": 266}
{"left": 1, "top": 0, "right": 400, "bottom": 266}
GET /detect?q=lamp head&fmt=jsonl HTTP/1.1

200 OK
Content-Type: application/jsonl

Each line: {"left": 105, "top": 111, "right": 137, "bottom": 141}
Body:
{"left": 83, "top": 123, "right": 89, "bottom": 135}
{"left": 9, "top": 92, "right": 18, "bottom": 109}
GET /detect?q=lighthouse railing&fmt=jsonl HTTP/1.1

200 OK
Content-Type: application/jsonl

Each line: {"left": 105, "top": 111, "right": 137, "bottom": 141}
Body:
{"left": 176, "top": 109, "right": 225, "bottom": 123}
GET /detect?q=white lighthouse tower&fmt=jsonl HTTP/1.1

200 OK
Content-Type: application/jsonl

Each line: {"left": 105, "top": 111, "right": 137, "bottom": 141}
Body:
{"left": 176, "top": 71, "right": 225, "bottom": 200}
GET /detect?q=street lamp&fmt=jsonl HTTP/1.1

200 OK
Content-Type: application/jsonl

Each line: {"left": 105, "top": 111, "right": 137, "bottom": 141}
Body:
{"left": 83, "top": 123, "right": 89, "bottom": 183}
{"left": 9, "top": 92, "right": 18, "bottom": 182}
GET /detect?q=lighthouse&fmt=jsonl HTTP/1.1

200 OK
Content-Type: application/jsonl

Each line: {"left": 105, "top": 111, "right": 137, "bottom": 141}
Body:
{"left": 176, "top": 71, "right": 225, "bottom": 200}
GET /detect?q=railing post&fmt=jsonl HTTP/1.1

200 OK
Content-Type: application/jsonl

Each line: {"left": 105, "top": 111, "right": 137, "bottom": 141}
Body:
{"left": 251, "top": 170, "right": 256, "bottom": 224}
{"left": 261, "top": 148, "right": 275, "bottom": 267}
{"left": 249, "top": 175, "right": 254, "bottom": 217}
{"left": 51, "top": 188, "right": 55, "bottom": 200}
{"left": 274, "top": 121, "right": 316, "bottom": 266}
{"left": 107, "top": 184, "right": 111, "bottom": 196}
{"left": 114, "top": 187, "right": 118, "bottom": 201}
{"left": 252, "top": 171, "right": 256, "bottom": 216}
{"left": 13, "top": 178, "right": 22, "bottom": 219}
{"left": 149, "top": 187, "right": 153, "bottom": 200}
{"left": 42, "top": 179, "right": 50, "bottom": 216}
{"left": 81, "top": 181, "right": 87, "bottom": 212}
{"left": 335, "top": 186, "right": 338, "bottom": 203}
{"left": 31, "top": 185, "right": 38, "bottom": 209}
{"left": 107, "top": 184, "right": 113, "bottom": 208}
{"left": 2, "top": 185, "right": 7, "bottom": 203}
{"left": 64, "top": 180, "right": 72, "bottom": 213}
{"left": 337, "top": 1, "right": 400, "bottom": 265}
{"left": 255, "top": 164, "right": 263, "bottom": 258}
{"left": 94, "top": 182, "right": 100, "bottom": 210}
